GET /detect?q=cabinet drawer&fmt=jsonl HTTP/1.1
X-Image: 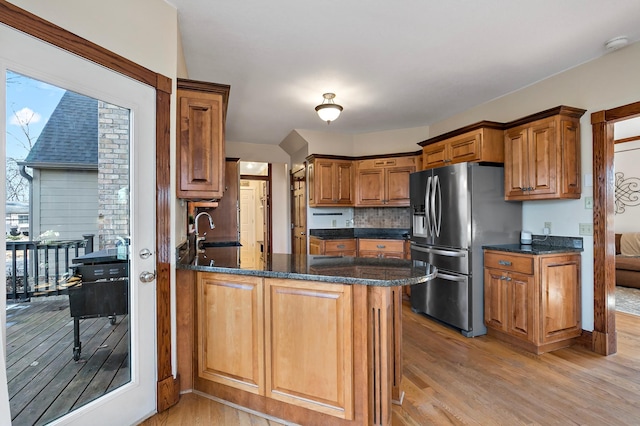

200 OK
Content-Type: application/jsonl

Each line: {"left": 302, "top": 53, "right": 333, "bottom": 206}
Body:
{"left": 484, "top": 251, "right": 533, "bottom": 275}
{"left": 358, "top": 239, "right": 404, "bottom": 253}
{"left": 325, "top": 239, "right": 356, "bottom": 252}
{"left": 358, "top": 156, "right": 417, "bottom": 169}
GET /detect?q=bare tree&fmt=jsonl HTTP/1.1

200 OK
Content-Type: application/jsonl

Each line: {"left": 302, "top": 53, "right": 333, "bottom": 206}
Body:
{"left": 6, "top": 105, "right": 37, "bottom": 202}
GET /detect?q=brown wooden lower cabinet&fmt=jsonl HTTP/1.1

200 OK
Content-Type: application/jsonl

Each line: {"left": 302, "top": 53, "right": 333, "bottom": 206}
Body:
{"left": 483, "top": 250, "right": 582, "bottom": 354}
{"left": 180, "top": 271, "right": 404, "bottom": 425}
{"left": 309, "top": 236, "right": 357, "bottom": 257}
{"left": 358, "top": 239, "right": 405, "bottom": 259}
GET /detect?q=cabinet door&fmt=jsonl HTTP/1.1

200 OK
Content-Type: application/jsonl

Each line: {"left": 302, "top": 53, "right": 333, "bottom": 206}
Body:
{"left": 506, "top": 272, "right": 535, "bottom": 342}
{"left": 307, "top": 161, "right": 316, "bottom": 205}
{"left": 265, "top": 279, "right": 354, "bottom": 419}
{"left": 422, "top": 142, "right": 447, "bottom": 169}
{"left": 196, "top": 273, "right": 264, "bottom": 395}
{"left": 527, "top": 119, "right": 557, "bottom": 197}
{"left": 334, "top": 160, "right": 354, "bottom": 204}
{"left": 308, "top": 237, "right": 323, "bottom": 255}
{"left": 316, "top": 160, "right": 337, "bottom": 204}
{"left": 484, "top": 268, "right": 508, "bottom": 331}
{"left": 385, "top": 166, "right": 414, "bottom": 206}
{"left": 559, "top": 118, "right": 581, "bottom": 198}
{"left": 540, "top": 255, "right": 581, "bottom": 343}
{"left": 356, "top": 167, "right": 384, "bottom": 205}
{"left": 448, "top": 132, "right": 480, "bottom": 163}
{"left": 177, "top": 90, "right": 225, "bottom": 199}
{"left": 504, "top": 126, "right": 529, "bottom": 198}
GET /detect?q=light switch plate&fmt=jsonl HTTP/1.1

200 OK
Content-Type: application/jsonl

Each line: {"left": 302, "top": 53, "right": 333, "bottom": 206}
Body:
{"left": 584, "top": 173, "right": 593, "bottom": 188}
{"left": 579, "top": 223, "right": 593, "bottom": 236}
{"left": 585, "top": 197, "right": 593, "bottom": 209}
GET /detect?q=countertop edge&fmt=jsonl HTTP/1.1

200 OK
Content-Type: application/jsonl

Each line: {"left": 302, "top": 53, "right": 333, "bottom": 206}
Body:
{"left": 483, "top": 244, "right": 584, "bottom": 255}
{"left": 176, "top": 262, "right": 436, "bottom": 287}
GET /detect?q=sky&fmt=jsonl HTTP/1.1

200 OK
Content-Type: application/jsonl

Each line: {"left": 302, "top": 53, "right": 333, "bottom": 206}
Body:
{"left": 5, "top": 70, "right": 66, "bottom": 160}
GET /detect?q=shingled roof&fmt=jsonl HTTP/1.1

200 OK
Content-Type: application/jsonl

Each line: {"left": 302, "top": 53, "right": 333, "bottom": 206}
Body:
{"left": 21, "top": 90, "right": 98, "bottom": 169}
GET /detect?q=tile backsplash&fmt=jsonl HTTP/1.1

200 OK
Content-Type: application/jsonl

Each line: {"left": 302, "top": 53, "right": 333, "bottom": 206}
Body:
{"left": 353, "top": 207, "right": 411, "bottom": 228}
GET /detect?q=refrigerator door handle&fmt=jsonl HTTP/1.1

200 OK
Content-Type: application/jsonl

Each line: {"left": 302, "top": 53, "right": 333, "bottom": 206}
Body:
{"left": 411, "top": 244, "right": 466, "bottom": 257}
{"left": 425, "top": 176, "right": 432, "bottom": 236}
{"left": 432, "top": 175, "right": 442, "bottom": 237}
{"left": 435, "top": 272, "right": 467, "bottom": 282}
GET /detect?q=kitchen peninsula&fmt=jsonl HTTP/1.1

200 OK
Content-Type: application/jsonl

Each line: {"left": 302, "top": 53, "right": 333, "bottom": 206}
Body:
{"left": 176, "top": 243, "right": 436, "bottom": 426}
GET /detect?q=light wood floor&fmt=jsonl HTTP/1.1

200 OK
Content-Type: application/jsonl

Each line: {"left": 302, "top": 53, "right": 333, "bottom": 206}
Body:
{"left": 141, "top": 302, "right": 640, "bottom": 425}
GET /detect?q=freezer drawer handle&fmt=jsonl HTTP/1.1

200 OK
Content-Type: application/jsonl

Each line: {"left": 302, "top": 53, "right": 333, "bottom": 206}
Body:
{"left": 436, "top": 272, "right": 467, "bottom": 282}
{"left": 498, "top": 260, "right": 512, "bottom": 266}
{"left": 411, "top": 244, "right": 466, "bottom": 257}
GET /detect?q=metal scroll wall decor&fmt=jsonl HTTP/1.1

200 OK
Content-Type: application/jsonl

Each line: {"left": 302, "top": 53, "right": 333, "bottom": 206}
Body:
{"left": 615, "top": 172, "right": 640, "bottom": 214}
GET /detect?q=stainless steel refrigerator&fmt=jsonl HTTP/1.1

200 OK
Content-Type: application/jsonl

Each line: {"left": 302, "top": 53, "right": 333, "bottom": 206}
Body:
{"left": 410, "top": 162, "right": 522, "bottom": 337}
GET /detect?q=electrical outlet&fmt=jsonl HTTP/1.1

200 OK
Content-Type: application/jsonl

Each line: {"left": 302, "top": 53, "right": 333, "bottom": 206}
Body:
{"left": 579, "top": 223, "right": 593, "bottom": 236}
{"left": 331, "top": 219, "right": 337, "bottom": 227}
{"left": 585, "top": 196, "right": 593, "bottom": 209}
{"left": 544, "top": 222, "right": 552, "bottom": 234}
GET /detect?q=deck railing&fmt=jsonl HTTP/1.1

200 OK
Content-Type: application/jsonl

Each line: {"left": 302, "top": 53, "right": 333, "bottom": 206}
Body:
{"left": 5, "top": 234, "right": 94, "bottom": 301}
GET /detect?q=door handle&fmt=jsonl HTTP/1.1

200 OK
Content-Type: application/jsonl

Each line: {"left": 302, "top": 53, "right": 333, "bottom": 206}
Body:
{"left": 436, "top": 272, "right": 466, "bottom": 282}
{"left": 139, "top": 248, "right": 153, "bottom": 259}
{"left": 139, "top": 271, "right": 156, "bottom": 283}
{"left": 410, "top": 244, "right": 466, "bottom": 257}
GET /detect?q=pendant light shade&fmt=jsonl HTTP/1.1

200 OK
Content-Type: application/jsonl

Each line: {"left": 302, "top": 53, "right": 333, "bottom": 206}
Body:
{"left": 315, "top": 93, "right": 343, "bottom": 124}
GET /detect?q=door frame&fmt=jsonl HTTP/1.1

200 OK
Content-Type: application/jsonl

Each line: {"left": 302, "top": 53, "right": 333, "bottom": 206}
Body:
{"left": 290, "top": 165, "right": 307, "bottom": 256}
{"left": 241, "top": 165, "right": 272, "bottom": 259}
{"left": 0, "top": 1, "right": 177, "bottom": 411}
{"left": 591, "top": 100, "right": 640, "bottom": 356}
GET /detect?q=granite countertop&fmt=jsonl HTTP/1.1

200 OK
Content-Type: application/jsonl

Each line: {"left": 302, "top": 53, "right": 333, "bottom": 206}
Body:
{"left": 309, "top": 228, "right": 410, "bottom": 240}
{"left": 176, "top": 242, "right": 436, "bottom": 287}
{"left": 483, "top": 235, "right": 584, "bottom": 255}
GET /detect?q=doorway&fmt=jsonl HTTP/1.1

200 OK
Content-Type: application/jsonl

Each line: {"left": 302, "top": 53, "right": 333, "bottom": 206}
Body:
{"left": 2, "top": 21, "right": 157, "bottom": 425}
{"left": 592, "top": 100, "right": 640, "bottom": 355}
{"left": 291, "top": 166, "right": 307, "bottom": 257}
{"left": 240, "top": 162, "right": 271, "bottom": 267}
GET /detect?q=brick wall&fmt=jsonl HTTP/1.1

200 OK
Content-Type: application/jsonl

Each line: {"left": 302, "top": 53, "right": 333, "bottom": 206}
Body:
{"left": 97, "top": 101, "right": 130, "bottom": 250}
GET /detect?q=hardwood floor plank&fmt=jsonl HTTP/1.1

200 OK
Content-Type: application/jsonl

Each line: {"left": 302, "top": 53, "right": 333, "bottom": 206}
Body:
{"left": 137, "top": 303, "right": 640, "bottom": 425}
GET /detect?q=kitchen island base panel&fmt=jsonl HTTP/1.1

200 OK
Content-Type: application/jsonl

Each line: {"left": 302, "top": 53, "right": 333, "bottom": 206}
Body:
{"left": 184, "top": 274, "right": 403, "bottom": 426}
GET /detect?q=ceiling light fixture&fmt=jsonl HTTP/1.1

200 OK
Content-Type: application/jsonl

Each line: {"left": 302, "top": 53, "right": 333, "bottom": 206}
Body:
{"left": 604, "top": 36, "right": 629, "bottom": 52}
{"left": 315, "top": 93, "right": 343, "bottom": 124}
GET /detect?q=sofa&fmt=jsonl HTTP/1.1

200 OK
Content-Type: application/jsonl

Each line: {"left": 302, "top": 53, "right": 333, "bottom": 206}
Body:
{"left": 615, "top": 233, "right": 640, "bottom": 289}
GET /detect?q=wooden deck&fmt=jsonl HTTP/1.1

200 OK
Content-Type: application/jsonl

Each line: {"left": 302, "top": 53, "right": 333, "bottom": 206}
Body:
{"left": 6, "top": 296, "right": 130, "bottom": 425}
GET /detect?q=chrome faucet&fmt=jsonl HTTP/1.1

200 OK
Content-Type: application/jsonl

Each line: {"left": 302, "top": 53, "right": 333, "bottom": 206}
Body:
{"left": 194, "top": 211, "right": 215, "bottom": 251}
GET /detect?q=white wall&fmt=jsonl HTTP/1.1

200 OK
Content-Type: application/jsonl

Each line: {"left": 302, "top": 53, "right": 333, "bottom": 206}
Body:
{"left": 308, "top": 207, "right": 354, "bottom": 229}
{"left": 352, "top": 125, "right": 429, "bottom": 156}
{"left": 614, "top": 140, "right": 640, "bottom": 233}
{"left": 425, "top": 41, "right": 640, "bottom": 331}
{"left": 270, "top": 163, "right": 290, "bottom": 253}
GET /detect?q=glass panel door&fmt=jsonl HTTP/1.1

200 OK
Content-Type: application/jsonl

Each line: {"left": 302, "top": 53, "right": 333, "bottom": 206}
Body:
{"left": 1, "top": 23, "right": 156, "bottom": 425}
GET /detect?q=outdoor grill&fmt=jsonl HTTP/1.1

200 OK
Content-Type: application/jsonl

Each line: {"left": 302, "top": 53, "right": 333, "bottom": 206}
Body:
{"left": 68, "top": 250, "right": 129, "bottom": 361}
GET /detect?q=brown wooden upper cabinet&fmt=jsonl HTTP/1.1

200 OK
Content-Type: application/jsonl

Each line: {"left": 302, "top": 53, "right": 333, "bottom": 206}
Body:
{"left": 307, "top": 155, "right": 354, "bottom": 207}
{"left": 419, "top": 125, "right": 504, "bottom": 170}
{"left": 355, "top": 155, "right": 418, "bottom": 207}
{"left": 177, "top": 78, "right": 230, "bottom": 200}
{"left": 503, "top": 106, "right": 585, "bottom": 201}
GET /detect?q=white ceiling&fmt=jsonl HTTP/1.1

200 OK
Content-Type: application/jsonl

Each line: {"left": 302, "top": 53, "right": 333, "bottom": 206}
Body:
{"left": 169, "top": 0, "right": 640, "bottom": 146}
